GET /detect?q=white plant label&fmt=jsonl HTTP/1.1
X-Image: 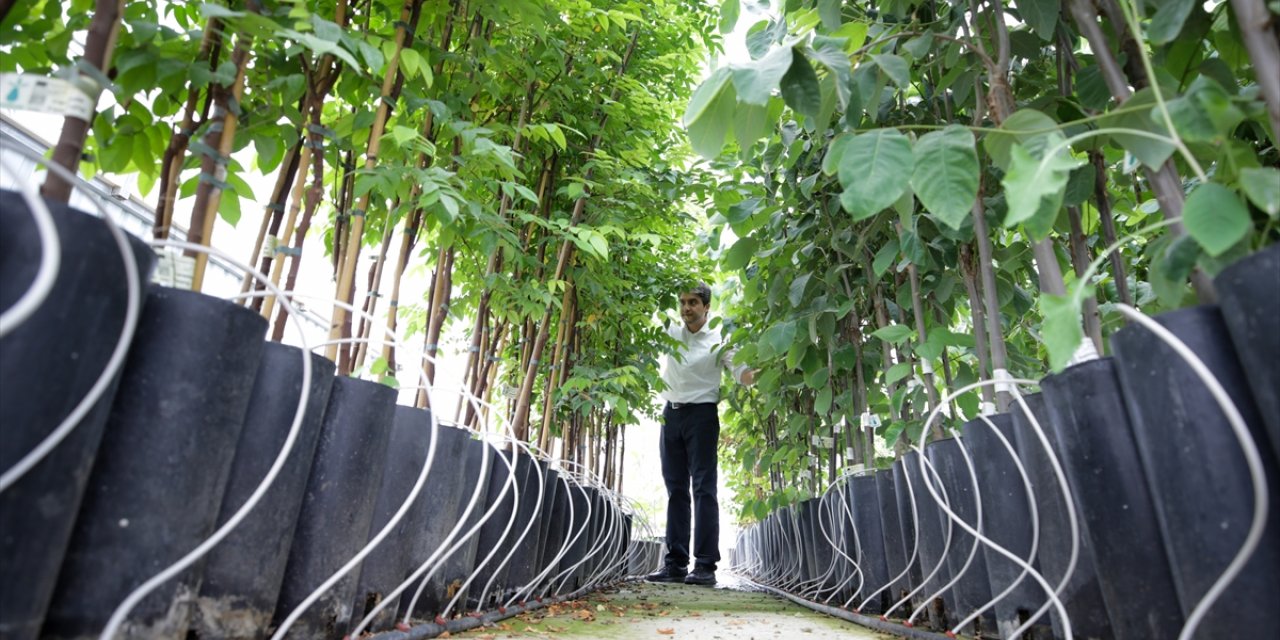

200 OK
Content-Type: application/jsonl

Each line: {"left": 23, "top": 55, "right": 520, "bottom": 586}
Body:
{"left": 152, "top": 251, "right": 195, "bottom": 290}
{"left": 1, "top": 74, "right": 94, "bottom": 120}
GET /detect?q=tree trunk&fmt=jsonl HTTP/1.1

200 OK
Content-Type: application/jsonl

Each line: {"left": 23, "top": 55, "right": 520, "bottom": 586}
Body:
{"left": 40, "top": 0, "right": 126, "bottom": 203}
{"left": 1230, "top": 0, "right": 1280, "bottom": 139}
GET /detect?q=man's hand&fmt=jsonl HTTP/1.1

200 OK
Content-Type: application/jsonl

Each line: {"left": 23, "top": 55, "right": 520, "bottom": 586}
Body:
{"left": 741, "top": 369, "right": 757, "bottom": 385}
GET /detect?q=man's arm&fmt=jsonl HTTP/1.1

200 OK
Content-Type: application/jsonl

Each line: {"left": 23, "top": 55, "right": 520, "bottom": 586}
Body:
{"left": 718, "top": 342, "right": 756, "bottom": 386}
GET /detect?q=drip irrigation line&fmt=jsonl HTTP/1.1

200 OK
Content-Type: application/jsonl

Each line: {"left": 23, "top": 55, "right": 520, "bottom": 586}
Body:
{"left": 734, "top": 573, "right": 956, "bottom": 640}
{"left": 0, "top": 145, "right": 141, "bottom": 494}
{"left": 1115, "top": 305, "right": 1269, "bottom": 640}
{"left": 103, "top": 239, "right": 313, "bottom": 640}
{"left": 0, "top": 152, "right": 61, "bottom": 337}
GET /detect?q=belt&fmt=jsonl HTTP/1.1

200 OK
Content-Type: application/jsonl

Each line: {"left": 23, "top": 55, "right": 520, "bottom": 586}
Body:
{"left": 667, "top": 401, "right": 714, "bottom": 410}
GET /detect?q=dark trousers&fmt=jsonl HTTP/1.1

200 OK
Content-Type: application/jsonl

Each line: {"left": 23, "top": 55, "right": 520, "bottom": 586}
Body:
{"left": 660, "top": 402, "right": 720, "bottom": 571}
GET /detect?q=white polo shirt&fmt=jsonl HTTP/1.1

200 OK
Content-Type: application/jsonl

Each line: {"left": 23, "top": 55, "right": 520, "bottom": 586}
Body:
{"left": 659, "top": 319, "right": 749, "bottom": 404}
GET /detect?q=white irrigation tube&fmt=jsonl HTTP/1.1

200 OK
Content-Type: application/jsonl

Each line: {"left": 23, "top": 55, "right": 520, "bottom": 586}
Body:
{"left": 1114, "top": 305, "right": 1269, "bottom": 640}
{"left": 533, "top": 474, "right": 585, "bottom": 600}
{"left": 906, "top": 433, "right": 986, "bottom": 631}
{"left": 952, "top": 413, "right": 1040, "bottom": 636}
{"left": 911, "top": 378, "right": 1065, "bottom": 640}
{"left": 858, "top": 452, "right": 922, "bottom": 615}
{"left": 102, "top": 238, "right": 312, "bottom": 640}
{"left": 437, "top": 441, "right": 521, "bottom": 618}
{"left": 886, "top": 455, "right": 952, "bottom": 624}
{"left": 0, "top": 153, "right": 61, "bottom": 337}
{"left": 1006, "top": 390, "right": 1081, "bottom": 639}
{"left": 813, "top": 479, "right": 857, "bottom": 603}
{"left": 476, "top": 439, "right": 546, "bottom": 607}
{"left": 0, "top": 147, "right": 140, "bottom": 494}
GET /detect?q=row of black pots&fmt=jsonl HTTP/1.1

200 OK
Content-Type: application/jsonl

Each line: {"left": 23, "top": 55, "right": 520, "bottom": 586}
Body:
{"left": 732, "top": 244, "right": 1280, "bottom": 640}
{"left": 0, "top": 195, "right": 642, "bottom": 639}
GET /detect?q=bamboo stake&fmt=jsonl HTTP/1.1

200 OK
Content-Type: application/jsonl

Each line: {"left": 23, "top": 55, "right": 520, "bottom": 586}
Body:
{"left": 327, "top": 0, "right": 418, "bottom": 366}
{"left": 155, "top": 23, "right": 218, "bottom": 239}
{"left": 187, "top": 3, "right": 260, "bottom": 292}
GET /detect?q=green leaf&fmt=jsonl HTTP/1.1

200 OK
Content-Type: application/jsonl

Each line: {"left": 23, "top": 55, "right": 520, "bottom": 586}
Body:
{"left": 218, "top": 189, "right": 241, "bottom": 226}
{"left": 686, "top": 77, "right": 737, "bottom": 159}
{"left": 806, "top": 365, "right": 831, "bottom": 389}
{"left": 759, "top": 320, "right": 798, "bottom": 359}
{"left": 1239, "top": 167, "right": 1280, "bottom": 218}
{"left": 815, "top": 385, "right": 833, "bottom": 415}
{"left": 370, "top": 356, "right": 389, "bottom": 375}
{"left": 1041, "top": 287, "right": 1087, "bottom": 372}
{"left": 1001, "top": 140, "right": 1082, "bottom": 229}
{"left": 724, "top": 236, "right": 759, "bottom": 270}
{"left": 872, "top": 53, "right": 909, "bottom": 88}
{"left": 732, "top": 44, "right": 794, "bottom": 105}
{"left": 1183, "top": 183, "right": 1251, "bottom": 256}
{"left": 779, "top": 50, "right": 822, "bottom": 120}
{"left": 1162, "top": 76, "right": 1245, "bottom": 143}
{"left": 838, "top": 128, "right": 914, "bottom": 219}
{"left": 984, "top": 108, "right": 1059, "bottom": 170}
{"left": 873, "top": 240, "right": 898, "bottom": 276}
{"left": 788, "top": 273, "right": 812, "bottom": 307}
{"left": 683, "top": 67, "right": 732, "bottom": 127}
{"left": 1147, "top": 0, "right": 1195, "bottom": 44}
{"left": 734, "top": 101, "right": 772, "bottom": 148}
{"left": 817, "top": 0, "right": 841, "bottom": 31}
{"left": 719, "top": 0, "right": 740, "bottom": 34}
{"left": 1101, "top": 89, "right": 1175, "bottom": 169}
{"left": 911, "top": 125, "right": 979, "bottom": 230}
{"left": 1016, "top": 0, "right": 1059, "bottom": 41}
{"left": 822, "top": 132, "right": 852, "bottom": 176}
{"left": 200, "top": 3, "right": 244, "bottom": 19}
{"left": 872, "top": 324, "right": 914, "bottom": 344}
{"left": 884, "top": 361, "right": 912, "bottom": 385}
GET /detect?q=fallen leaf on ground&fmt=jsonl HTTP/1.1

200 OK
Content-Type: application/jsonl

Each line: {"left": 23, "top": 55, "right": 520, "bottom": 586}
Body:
{"left": 657, "top": 629, "right": 675, "bottom": 635}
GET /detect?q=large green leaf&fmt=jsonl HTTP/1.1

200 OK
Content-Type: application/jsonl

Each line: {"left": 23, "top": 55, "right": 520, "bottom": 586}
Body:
{"left": 734, "top": 101, "right": 773, "bottom": 149}
{"left": 1239, "top": 167, "right": 1280, "bottom": 218}
{"left": 732, "top": 44, "right": 794, "bottom": 105}
{"left": 683, "top": 66, "right": 732, "bottom": 127}
{"left": 759, "top": 320, "right": 798, "bottom": 359}
{"left": 719, "top": 0, "right": 740, "bottom": 34}
{"left": 872, "top": 53, "right": 909, "bottom": 88}
{"left": 984, "top": 108, "right": 1059, "bottom": 170}
{"left": 1016, "top": 0, "right": 1059, "bottom": 41}
{"left": 1183, "top": 183, "right": 1251, "bottom": 256}
{"left": 1101, "top": 89, "right": 1175, "bottom": 169}
{"left": 911, "top": 125, "right": 979, "bottom": 230}
{"left": 1148, "top": 0, "right": 1195, "bottom": 44}
{"left": 779, "top": 50, "right": 822, "bottom": 120}
{"left": 724, "top": 236, "right": 759, "bottom": 270}
{"left": 1041, "top": 287, "right": 1087, "bottom": 372}
{"left": 822, "top": 132, "right": 853, "bottom": 176}
{"left": 815, "top": 385, "right": 833, "bottom": 415}
{"left": 871, "top": 324, "right": 914, "bottom": 344}
{"left": 686, "top": 79, "right": 737, "bottom": 159}
{"left": 884, "top": 361, "right": 913, "bottom": 385}
{"left": 788, "top": 272, "right": 812, "bottom": 307}
{"left": 1001, "top": 139, "right": 1082, "bottom": 232}
{"left": 837, "top": 128, "right": 914, "bottom": 219}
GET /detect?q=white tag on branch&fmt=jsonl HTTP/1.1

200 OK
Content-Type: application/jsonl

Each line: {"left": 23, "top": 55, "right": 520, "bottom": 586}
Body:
{"left": 1067, "top": 339, "right": 1100, "bottom": 367}
{"left": 0, "top": 74, "right": 95, "bottom": 120}
{"left": 261, "top": 235, "right": 279, "bottom": 258}
{"left": 919, "top": 358, "right": 934, "bottom": 375}
{"left": 980, "top": 401, "right": 997, "bottom": 416}
{"left": 820, "top": 436, "right": 835, "bottom": 448}
{"left": 993, "top": 368, "right": 1017, "bottom": 394}
{"left": 810, "top": 434, "right": 822, "bottom": 446}
{"left": 152, "top": 250, "right": 195, "bottom": 290}
{"left": 833, "top": 422, "right": 843, "bottom": 434}
{"left": 860, "top": 412, "right": 880, "bottom": 429}
{"left": 845, "top": 447, "right": 856, "bottom": 461}
{"left": 1121, "top": 151, "right": 1140, "bottom": 175}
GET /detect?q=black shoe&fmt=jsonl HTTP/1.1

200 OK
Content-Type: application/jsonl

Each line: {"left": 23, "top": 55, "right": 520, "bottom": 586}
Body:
{"left": 646, "top": 566, "right": 688, "bottom": 583}
{"left": 683, "top": 567, "right": 716, "bottom": 586}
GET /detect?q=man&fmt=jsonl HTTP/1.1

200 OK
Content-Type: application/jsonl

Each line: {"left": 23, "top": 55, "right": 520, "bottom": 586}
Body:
{"left": 647, "top": 282, "right": 754, "bottom": 587}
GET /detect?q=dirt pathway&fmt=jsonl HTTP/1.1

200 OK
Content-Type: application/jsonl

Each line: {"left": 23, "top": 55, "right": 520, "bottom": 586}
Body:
{"left": 446, "top": 576, "right": 893, "bottom": 640}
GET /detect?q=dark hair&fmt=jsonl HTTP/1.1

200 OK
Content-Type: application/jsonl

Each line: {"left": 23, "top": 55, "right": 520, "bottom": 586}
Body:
{"left": 684, "top": 282, "right": 711, "bottom": 306}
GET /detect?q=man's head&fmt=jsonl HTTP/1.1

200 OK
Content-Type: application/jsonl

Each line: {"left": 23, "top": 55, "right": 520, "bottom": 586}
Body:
{"left": 678, "top": 282, "right": 712, "bottom": 331}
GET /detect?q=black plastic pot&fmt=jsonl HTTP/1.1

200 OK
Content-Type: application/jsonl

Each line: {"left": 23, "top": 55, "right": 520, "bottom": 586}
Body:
{"left": 961, "top": 413, "right": 1051, "bottom": 639}
{"left": 407, "top": 434, "right": 491, "bottom": 621}
{"left": 1010, "top": 394, "right": 1112, "bottom": 639}
{"left": 904, "top": 449, "right": 953, "bottom": 628}
{"left": 891, "top": 458, "right": 924, "bottom": 599}
{"left": 927, "top": 435, "right": 992, "bottom": 635}
{"left": 555, "top": 482, "right": 592, "bottom": 593}
{"left": 528, "top": 467, "right": 562, "bottom": 589}
{"left": 535, "top": 474, "right": 571, "bottom": 591}
{"left": 848, "top": 475, "right": 890, "bottom": 613}
{"left": 350, "top": 406, "right": 437, "bottom": 633}
{"left": 1040, "top": 357, "right": 1183, "bottom": 640}
{"left": 797, "top": 498, "right": 819, "bottom": 584}
{"left": 42, "top": 286, "right": 267, "bottom": 640}
{"left": 467, "top": 447, "right": 528, "bottom": 607}
{"left": 271, "top": 376, "right": 397, "bottom": 639}
{"left": 1214, "top": 244, "right": 1280, "bottom": 465}
{"left": 875, "top": 469, "right": 909, "bottom": 604}
{"left": 812, "top": 494, "right": 838, "bottom": 593}
{"left": 191, "top": 345, "right": 337, "bottom": 640}
{"left": 1111, "top": 305, "right": 1280, "bottom": 638}
{"left": 503, "top": 457, "right": 550, "bottom": 596}
{"left": 0, "top": 191, "right": 155, "bottom": 640}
